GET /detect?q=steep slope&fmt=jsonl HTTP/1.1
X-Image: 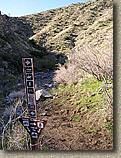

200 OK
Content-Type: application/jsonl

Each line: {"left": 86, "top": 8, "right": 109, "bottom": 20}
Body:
{"left": 18, "top": 0, "right": 113, "bottom": 54}
{"left": 0, "top": 15, "right": 47, "bottom": 74}
{"left": 0, "top": 0, "right": 113, "bottom": 112}
{"left": 0, "top": 14, "right": 56, "bottom": 98}
{"left": 0, "top": 0, "right": 113, "bottom": 150}
{"left": 0, "top": 15, "right": 32, "bottom": 73}
{"left": 0, "top": 0, "right": 113, "bottom": 77}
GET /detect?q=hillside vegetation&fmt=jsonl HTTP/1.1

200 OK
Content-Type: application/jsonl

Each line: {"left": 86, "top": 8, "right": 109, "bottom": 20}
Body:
{"left": 19, "top": 0, "right": 112, "bottom": 54}
{"left": 0, "top": 0, "right": 113, "bottom": 150}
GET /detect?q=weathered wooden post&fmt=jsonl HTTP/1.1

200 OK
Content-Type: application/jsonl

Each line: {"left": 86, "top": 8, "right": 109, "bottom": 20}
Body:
{"left": 19, "top": 58, "right": 47, "bottom": 150}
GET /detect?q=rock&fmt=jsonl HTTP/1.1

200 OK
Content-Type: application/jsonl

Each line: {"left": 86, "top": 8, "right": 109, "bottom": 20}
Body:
{"left": 53, "top": 93, "right": 58, "bottom": 98}
{"left": 17, "top": 83, "right": 23, "bottom": 86}
{"left": 4, "top": 106, "right": 14, "bottom": 118}
{"left": 36, "top": 89, "right": 53, "bottom": 101}
{"left": 2, "top": 61, "right": 8, "bottom": 69}
{"left": 40, "top": 112, "right": 48, "bottom": 116}
{"left": 55, "top": 93, "right": 58, "bottom": 97}
{"left": 48, "top": 83, "right": 53, "bottom": 88}
{"left": 45, "top": 83, "right": 53, "bottom": 88}
{"left": 67, "top": 123, "right": 73, "bottom": 128}
{"left": 45, "top": 108, "right": 50, "bottom": 111}
{"left": 8, "top": 90, "right": 25, "bottom": 102}
{"left": 0, "top": 68, "right": 4, "bottom": 74}
{"left": 67, "top": 110, "right": 69, "bottom": 114}
{"left": 60, "top": 110, "right": 64, "bottom": 114}
{"left": 77, "top": 108, "right": 81, "bottom": 113}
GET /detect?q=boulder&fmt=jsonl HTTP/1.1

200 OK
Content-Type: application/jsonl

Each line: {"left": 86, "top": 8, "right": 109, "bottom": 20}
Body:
{"left": 36, "top": 89, "right": 53, "bottom": 101}
{"left": 45, "top": 107, "right": 50, "bottom": 111}
{"left": 2, "top": 61, "right": 8, "bottom": 69}
{"left": 45, "top": 83, "right": 53, "bottom": 88}
{"left": 8, "top": 90, "right": 25, "bottom": 102}
{"left": 4, "top": 106, "right": 14, "bottom": 118}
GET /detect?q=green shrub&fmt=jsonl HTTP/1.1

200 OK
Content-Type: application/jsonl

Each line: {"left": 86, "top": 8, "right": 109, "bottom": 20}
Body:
{"left": 41, "top": 54, "right": 56, "bottom": 70}
{"left": 64, "top": 36, "right": 71, "bottom": 40}
{"left": 105, "top": 120, "right": 113, "bottom": 134}
{"left": 30, "top": 50, "right": 48, "bottom": 58}
{"left": 73, "top": 116, "right": 81, "bottom": 122}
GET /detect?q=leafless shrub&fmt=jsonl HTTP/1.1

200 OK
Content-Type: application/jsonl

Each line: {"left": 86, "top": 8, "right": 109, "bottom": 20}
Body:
{"left": 69, "top": 44, "right": 113, "bottom": 120}
{"left": 0, "top": 98, "right": 28, "bottom": 150}
{"left": 70, "top": 45, "right": 113, "bottom": 81}
{"left": 53, "top": 62, "right": 85, "bottom": 85}
{"left": 0, "top": 97, "right": 50, "bottom": 150}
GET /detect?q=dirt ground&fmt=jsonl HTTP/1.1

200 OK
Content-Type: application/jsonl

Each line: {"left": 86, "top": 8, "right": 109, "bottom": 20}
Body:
{"left": 37, "top": 98, "right": 113, "bottom": 150}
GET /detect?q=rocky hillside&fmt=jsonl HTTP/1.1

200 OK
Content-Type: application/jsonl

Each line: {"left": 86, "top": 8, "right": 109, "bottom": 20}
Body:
{"left": 0, "top": 0, "right": 113, "bottom": 120}
{"left": 0, "top": 15, "right": 31, "bottom": 73}
{"left": 0, "top": 0, "right": 113, "bottom": 150}
{"left": 0, "top": 0, "right": 113, "bottom": 76}
{"left": 0, "top": 14, "right": 53, "bottom": 74}
{"left": 18, "top": 0, "right": 113, "bottom": 55}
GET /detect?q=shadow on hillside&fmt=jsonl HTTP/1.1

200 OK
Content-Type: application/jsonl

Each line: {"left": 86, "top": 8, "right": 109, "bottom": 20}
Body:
{"left": 0, "top": 14, "right": 68, "bottom": 104}
{"left": 15, "top": 17, "right": 68, "bottom": 89}
{"left": 15, "top": 17, "right": 34, "bottom": 38}
{"left": 16, "top": 18, "right": 68, "bottom": 89}
{"left": 0, "top": 16, "right": 68, "bottom": 150}
{"left": 0, "top": 14, "right": 68, "bottom": 98}
{"left": 5, "top": 16, "right": 68, "bottom": 75}
{"left": 33, "top": 51, "right": 68, "bottom": 89}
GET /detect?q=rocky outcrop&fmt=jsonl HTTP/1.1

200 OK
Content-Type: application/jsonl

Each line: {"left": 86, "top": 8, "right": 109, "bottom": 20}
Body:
{"left": 36, "top": 89, "right": 53, "bottom": 101}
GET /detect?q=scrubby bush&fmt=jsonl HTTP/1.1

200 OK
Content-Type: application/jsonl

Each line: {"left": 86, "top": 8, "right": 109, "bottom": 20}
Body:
{"left": 41, "top": 54, "right": 56, "bottom": 70}
{"left": 69, "top": 45, "right": 113, "bottom": 121}
{"left": 30, "top": 50, "right": 48, "bottom": 58}
{"left": 70, "top": 45, "right": 113, "bottom": 81}
{"left": 53, "top": 62, "right": 85, "bottom": 85}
